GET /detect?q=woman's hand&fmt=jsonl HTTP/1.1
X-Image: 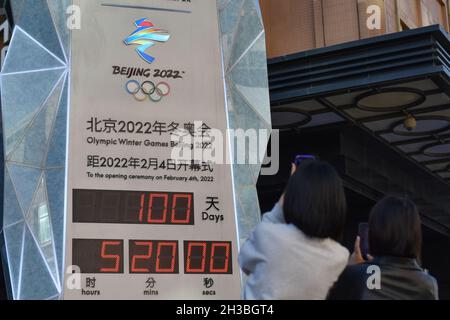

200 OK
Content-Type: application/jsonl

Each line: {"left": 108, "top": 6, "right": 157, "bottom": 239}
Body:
{"left": 290, "top": 162, "right": 297, "bottom": 176}
{"left": 278, "top": 163, "right": 297, "bottom": 206}
{"left": 348, "top": 236, "right": 373, "bottom": 265}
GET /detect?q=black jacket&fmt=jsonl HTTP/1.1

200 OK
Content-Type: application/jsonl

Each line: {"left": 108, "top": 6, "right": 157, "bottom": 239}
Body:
{"left": 328, "top": 256, "right": 439, "bottom": 300}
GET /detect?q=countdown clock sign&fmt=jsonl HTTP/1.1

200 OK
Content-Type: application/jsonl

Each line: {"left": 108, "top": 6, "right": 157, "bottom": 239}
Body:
{"left": 64, "top": 0, "right": 241, "bottom": 299}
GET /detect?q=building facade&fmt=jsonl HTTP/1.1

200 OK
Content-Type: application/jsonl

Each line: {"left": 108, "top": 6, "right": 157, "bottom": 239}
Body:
{"left": 256, "top": 0, "right": 450, "bottom": 299}
{"left": 260, "top": 0, "right": 450, "bottom": 58}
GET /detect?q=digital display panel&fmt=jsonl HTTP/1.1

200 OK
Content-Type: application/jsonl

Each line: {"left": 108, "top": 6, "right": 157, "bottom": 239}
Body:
{"left": 129, "top": 240, "right": 179, "bottom": 274}
{"left": 72, "top": 239, "right": 124, "bottom": 274}
{"left": 73, "top": 189, "right": 194, "bottom": 225}
{"left": 184, "top": 241, "right": 232, "bottom": 274}
{"left": 64, "top": 0, "right": 243, "bottom": 299}
{"left": 72, "top": 239, "right": 232, "bottom": 275}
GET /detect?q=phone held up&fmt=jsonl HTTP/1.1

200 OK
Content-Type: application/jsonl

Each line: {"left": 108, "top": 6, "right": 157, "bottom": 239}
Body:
{"left": 358, "top": 222, "right": 370, "bottom": 261}
{"left": 294, "top": 154, "right": 317, "bottom": 167}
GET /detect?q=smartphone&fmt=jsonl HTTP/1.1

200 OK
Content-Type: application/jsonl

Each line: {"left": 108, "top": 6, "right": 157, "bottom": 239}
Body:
{"left": 358, "top": 222, "right": 370, "bottom": 260}
{"left": 294, "top": 154, "right": 316, "bottom": 167}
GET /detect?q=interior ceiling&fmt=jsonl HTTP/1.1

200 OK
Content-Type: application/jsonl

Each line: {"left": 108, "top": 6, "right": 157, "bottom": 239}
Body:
{"left": 273, "top": 77, "right": 450, "bottom": 185}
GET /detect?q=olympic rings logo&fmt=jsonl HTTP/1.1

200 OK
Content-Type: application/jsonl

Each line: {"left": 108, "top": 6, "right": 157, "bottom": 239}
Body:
{"left": 125, "top": 80, "right": 171, "bottom": 102}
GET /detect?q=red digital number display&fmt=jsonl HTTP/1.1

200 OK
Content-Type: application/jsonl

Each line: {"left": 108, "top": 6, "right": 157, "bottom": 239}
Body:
{"left": 184, "top": 241, "right": 232, "bottom": 274}
{"left": 72, "top": 239, "right": 124, "bottom": 274}
{"left": 129, "top": 240, "right": 179, "bottom": 274}
{"left": 73, "top": 189, "right": 194, "bottom": 225}
{"left": 73, "top": 239, "right": 232, "bottom": 275}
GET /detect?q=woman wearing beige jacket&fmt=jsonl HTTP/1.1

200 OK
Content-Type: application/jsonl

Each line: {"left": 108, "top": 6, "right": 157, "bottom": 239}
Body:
{"left": 239, "top": 160, "right": 349, "bottom": 300}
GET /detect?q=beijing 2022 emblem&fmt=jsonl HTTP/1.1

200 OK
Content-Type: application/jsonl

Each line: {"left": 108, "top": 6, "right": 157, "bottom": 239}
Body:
{"left": 124, "top": 18, "right": 170, "bottom": 64}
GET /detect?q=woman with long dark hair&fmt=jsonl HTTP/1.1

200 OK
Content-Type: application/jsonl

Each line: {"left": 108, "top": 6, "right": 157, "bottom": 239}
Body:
{"left": 239, "top": 160, "right": 349, "bottom": 299}
{"left": 329, "top": 196, "right": 438, "bottom": 300}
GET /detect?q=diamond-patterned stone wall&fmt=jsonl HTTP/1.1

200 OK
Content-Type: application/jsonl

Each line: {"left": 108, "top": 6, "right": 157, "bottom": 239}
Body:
{"left": 1, "top": 0, "right": 70, "bottom": 300}
{"left": 0, "top": 0, "right": 271, "bottom": 299}
{"left": 218, "top": 0, "right": 271, "bottom": 243}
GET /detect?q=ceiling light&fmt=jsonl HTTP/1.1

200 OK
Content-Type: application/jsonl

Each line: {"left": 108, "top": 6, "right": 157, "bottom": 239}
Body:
{"left": 271, "top": 107, "right": 311, "bottom": 130}
{"left": 391, "top": 116, "right": 450, "bottom": 136}
{"left": 355, "top": 88, "right": 425, "bottom": 112}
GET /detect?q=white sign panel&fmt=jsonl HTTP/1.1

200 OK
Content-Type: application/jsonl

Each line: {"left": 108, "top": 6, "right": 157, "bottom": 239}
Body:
{"left": 64, "top": 0, "right": 241, "bottom": 299}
